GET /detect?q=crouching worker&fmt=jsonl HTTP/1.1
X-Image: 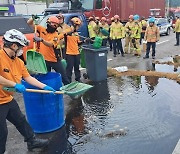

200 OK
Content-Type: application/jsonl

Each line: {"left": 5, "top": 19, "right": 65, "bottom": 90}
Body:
{"left": 0, "top": 29, "right": 55, "bottom": 153}
{"left": 65, "top": 17, "right": 89, "bottom": 82}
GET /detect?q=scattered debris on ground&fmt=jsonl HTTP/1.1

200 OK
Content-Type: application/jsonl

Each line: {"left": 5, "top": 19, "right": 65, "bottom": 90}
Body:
{"left": 100, "top": 128, "right": 129, "bottom": 138}
{"left": 108, "top": 68, "right": 180, "bottom": 82}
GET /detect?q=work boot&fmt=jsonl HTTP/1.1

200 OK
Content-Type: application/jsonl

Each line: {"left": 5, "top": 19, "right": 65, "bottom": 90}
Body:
{"left": 27, "top": 137, "right": 49, "bottom": 151}
{"left": 143, "top": 56, "right": 149, "bottom": 59}
{"left": 76, "top": 79, "right": 83, "bottom": 83}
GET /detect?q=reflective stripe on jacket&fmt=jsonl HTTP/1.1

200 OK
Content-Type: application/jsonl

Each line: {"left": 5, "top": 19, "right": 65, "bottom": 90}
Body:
{"left": 132, "top": 22, "right": 142, "bottom": 39}
{"left": 125, "top": 21, "right": 134, "bottom": 37}
{"left": 110, "top": 22, "right": 125, "bottom": 39}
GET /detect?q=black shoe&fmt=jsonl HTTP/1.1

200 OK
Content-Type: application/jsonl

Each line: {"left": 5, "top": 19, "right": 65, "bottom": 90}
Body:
{"left": 113, "top": 54, "right": 116, "bottom": 57}
{"left": 76, "top": 79, "right": 83, "bottom": 83}
{"left": 27, "top": 137, "right": 49, "bottom": 151}
{"left": 152, "top": 56, "right": 155, "bottom": 59}
{"left": 143, "top": 56, "right": 149, "bottom": 59}
{"left": 122, "top": 54, "right": 125, "bottom": 57}
{"left": 174, "top": 44, "right": 179, "bottom": 46}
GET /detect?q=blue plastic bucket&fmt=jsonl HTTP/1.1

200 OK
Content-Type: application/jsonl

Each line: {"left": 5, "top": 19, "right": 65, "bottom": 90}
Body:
{"left": 22, "top": 72, "right": 64, "bottom": 133}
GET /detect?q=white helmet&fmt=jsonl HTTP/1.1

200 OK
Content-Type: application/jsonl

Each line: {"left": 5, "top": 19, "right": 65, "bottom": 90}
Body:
{"left": 3, "top": 29, "right": 29, "bottom": 47}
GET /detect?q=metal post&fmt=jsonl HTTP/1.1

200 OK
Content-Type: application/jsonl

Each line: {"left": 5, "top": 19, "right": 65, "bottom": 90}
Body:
{"left": 46, "top": 0, "right": 49, "bottom": 8}
{"left": 25, "top": 0, "right": 29, "bottom": 15}
{"left": 167, "top": 0, "right": 170, "bottom": 17}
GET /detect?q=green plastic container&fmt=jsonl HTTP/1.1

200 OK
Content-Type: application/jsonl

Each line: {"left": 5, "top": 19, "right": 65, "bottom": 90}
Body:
{"left": 100, "top": 28, "right": 110, "bottom": 36}
{"left": 93, "top": 37, "right": 103, "bottom": 49}
{"left": 80, "top": 48, "right": 86, "bottom": 68}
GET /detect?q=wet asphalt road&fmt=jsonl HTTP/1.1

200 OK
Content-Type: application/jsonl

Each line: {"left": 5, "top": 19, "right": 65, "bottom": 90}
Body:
{"left": 5, "top": 30, "right": 180, "bottom": 154}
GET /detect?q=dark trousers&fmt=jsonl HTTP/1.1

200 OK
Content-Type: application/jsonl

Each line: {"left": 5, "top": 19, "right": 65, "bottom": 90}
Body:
{"left": 102, "top": 38, "right": 108, "bottom": 47}
{"left": 46, "top": 60, "right": 70, "bottom": 85}
{"left": 112, "top": 39, "right": 124, "bottom": 55}
{"left": 66, "top": 54, "right": 81, "bottom": 82}
{"left": 0, "top": 99, "right": 34, "bottom": 154}
{"left": 140, "top": 32, "right": 145, "bottom": 45}
{"left": 145, "top": 42, "right": 156, "bottom": 57}
{"left": 62, "top": 48, "right": 66, "bottom": 59}
{"left": 176, "top": 32, "right": 180, "bottom": 45}
{"left": 108, "top": 38, "right": 113, "bottom": 50}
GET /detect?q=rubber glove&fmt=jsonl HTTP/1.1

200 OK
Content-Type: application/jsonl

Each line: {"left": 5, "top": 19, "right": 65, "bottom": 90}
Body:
{"left": 43, "top": 85, "right": 56, "bottom": 94}
{"left": 32, "top": 14, "right": 40, "bottom": 20}
{"left": 33, "top": 36, "right": 43, "bottom": 42}
{"left": 14, "top": 84, "right": 26, "bottom": 93}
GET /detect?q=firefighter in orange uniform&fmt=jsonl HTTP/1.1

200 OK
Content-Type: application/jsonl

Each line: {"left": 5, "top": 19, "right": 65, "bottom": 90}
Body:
{"left": 27, "top": 16, "right": 70, "bottom": 85}
{"left": 0, "top": 29, "right": 55, "bottom": 153}
{"left": 65, "top": 17, "right": 88, "bottom": 82}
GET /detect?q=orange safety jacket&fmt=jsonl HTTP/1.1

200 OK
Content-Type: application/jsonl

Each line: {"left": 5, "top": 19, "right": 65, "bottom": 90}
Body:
{"left": 145, "top": 25, "right": 160, "bottom": 42}
{"left": 0, "top": 49, "right": 30, "bottom": 104}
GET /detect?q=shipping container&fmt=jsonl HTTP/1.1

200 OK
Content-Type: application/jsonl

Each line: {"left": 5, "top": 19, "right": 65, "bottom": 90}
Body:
{"left": 82, "top": 0, "right": 165, "bottom": 22}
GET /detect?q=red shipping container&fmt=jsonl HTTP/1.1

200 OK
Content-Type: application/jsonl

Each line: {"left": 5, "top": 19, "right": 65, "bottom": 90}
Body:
{"left": 84, "top": 0, "right": 165, "bottom": 22}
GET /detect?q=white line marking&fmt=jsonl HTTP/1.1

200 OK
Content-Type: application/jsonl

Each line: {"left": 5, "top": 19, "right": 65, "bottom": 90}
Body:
{"left": 157, "top": 40, "right": 169, "bottom": 45}
{"left": 172, "top": 139, "right": 180, "bottom": 154}
{"left": 107, "top": 59, "right": 113, "bottom": 62}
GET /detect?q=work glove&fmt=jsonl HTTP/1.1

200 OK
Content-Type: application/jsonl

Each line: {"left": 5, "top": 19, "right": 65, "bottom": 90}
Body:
{"left": 14, "top": 83, "right": 26, "bottom": 93}
{"left": 33, "top": 36, "right": 43, "bottom": 42}
{"left": 131, "top": 38, "right": 135, "bottom": 43}
{"left": 32, "top": 14, "right": 40, "bottom": 20}
{"left": 43, "top": 85, "right": 56, "bottom": 94}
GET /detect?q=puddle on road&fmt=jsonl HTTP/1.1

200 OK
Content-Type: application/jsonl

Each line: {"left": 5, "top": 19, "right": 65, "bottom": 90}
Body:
{"left": 65, "top": 77, "right": 180, "bottom": 154}
{"left": 155, "top": 64, "right": 180, "bottom": 73}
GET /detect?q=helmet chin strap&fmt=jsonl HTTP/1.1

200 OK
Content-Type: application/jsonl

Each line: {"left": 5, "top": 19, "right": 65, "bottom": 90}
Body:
{"left": 9, "top": 47, "right": 18, "bottom": 59}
